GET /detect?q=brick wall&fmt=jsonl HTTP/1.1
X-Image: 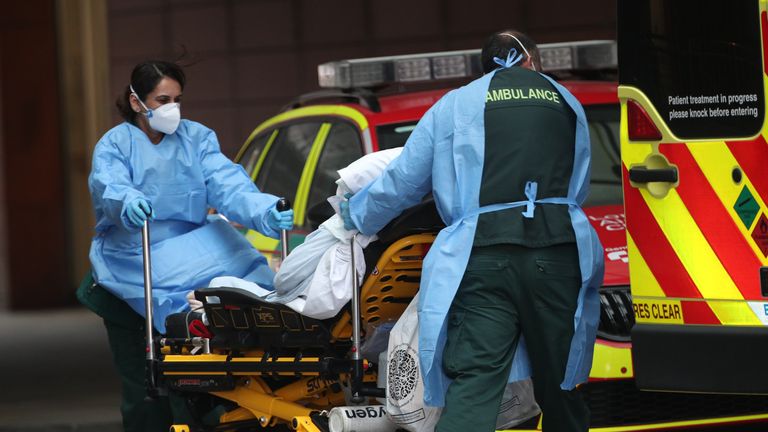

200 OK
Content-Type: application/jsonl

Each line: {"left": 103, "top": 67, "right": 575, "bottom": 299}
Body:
{"left": 108, "top": 0, "right": 616, "bottom": 156}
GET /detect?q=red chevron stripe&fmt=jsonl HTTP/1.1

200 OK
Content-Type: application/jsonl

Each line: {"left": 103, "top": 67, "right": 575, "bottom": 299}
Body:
{"left": 763, "top": 11, "right": 768, "bottom": 75}
{"left": 660, "top": 144, "right": 763, "bottom": 299}
{"left": 681, "top": 300, "right": 721, "bottom": 325}
{"left": 622, "top": 167, "right": 703, "bottom": 300}
{"left": 727, "top": 135, "right": 768, "bottom": 207}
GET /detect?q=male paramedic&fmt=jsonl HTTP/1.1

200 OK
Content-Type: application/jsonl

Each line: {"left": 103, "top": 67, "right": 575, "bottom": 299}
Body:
{"left": 341, "top": 30, "right": 604, "bottom": 432}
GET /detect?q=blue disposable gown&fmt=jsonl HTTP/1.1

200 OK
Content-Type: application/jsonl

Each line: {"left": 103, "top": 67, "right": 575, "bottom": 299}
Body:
{"left": 89, "top": 120, "right": 279, "bottom": 333}
{"left": 349, "top": 69, "right": 604, "bottom": 406}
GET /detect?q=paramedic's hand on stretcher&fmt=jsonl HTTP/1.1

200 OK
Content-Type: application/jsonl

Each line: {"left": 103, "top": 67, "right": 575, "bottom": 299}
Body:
{"left": 126, "top": 198, "right": 153, "bottom": 228}
{"left": 340, "top": 193, "right": 355, "bottom": 230}
{"left": 267, "top": 204, "right": 294, "bottom": 231}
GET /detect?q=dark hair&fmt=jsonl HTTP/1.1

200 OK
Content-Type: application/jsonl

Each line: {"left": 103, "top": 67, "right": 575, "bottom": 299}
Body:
{"left": 480, "top": 30, "right": 540, "bottom": 74}
{"left": 115, "top": 60, "right": 186, "bottom": 123}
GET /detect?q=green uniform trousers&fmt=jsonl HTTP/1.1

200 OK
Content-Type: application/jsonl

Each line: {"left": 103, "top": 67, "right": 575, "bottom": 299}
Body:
{"left": 435, "top": 243, "right": 589, "bottom": 432}
{"left": 77, "top": 274, "right": 190, "bottom": 432}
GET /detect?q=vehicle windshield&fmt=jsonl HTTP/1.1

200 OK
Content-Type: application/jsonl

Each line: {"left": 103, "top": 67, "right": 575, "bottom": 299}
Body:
{"left": 374, "top": 104, "right": 622, "bottom": 206}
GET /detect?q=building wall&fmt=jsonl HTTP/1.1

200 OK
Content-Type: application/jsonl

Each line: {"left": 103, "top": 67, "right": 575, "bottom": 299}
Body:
{"left": 107, "top": 0, "right": 616, "bottom": 157}
{"left": 0, "top": 0, "right": 617, "bottom": 310}
{"left": 57, "top": 0, "right": 111, "bottom": 299}
{"left": 0, "top": 30, "right": 6, "bottom": 310}
{"left": 0, "top": 0, "right": 69, "bottom": 309}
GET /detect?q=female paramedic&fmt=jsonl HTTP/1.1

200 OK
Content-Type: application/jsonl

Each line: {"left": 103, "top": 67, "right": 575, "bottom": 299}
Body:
{"left": 77, "top": 60, "right": 293, "bottom": 432}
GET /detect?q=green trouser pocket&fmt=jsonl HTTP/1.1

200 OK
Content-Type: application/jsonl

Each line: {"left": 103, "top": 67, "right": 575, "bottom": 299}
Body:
{"left": 532, "top": 257, "right": 580, "bottom": 313}
{"left": 442, "top": 310, "right": 466, "bottom": 378}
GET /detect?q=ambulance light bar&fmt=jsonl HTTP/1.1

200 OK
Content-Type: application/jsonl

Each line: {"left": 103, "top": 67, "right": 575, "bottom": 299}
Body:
{"left": 538, "top": 40, "right": 617, "bottom": 71}
{"left": 318, "top": 40, "right": 617, "bottom": 89}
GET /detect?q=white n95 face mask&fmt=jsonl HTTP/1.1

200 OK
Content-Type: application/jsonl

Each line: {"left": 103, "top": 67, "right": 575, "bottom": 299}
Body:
{"left": 131, "top": 85, "right": 181, "bottom": 134}
{"left": 145, "top": 102, "right": 181, "bottom": 135}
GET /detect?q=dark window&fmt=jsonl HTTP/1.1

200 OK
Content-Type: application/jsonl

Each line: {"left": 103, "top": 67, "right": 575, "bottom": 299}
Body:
{"left": 376, "top": 122, "right": 417, "bottom": 150}
{"left": 256, "top": 122, "right": 321, "bottom": 205}
{"left": 584, "top": 105, "right": 622, "bottom": 207}
{"left": 618, "top": 0, "right": 763, "bottom": 139}
{"left": 307, "top": 122, "right": 364, "bottom": 218}
{"left": 238, "top": 131, "right": 272, "bottom": 176}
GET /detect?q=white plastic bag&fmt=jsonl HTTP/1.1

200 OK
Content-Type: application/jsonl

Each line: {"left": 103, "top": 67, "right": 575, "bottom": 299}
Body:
{"left": 496, "top": 378, "right": 541, "bottom": 429}
{"left": 385, "top": 297, "right": 441, "bottom": 432}
{"left": 385, "top": 297, "right": 540, "bottom": 431}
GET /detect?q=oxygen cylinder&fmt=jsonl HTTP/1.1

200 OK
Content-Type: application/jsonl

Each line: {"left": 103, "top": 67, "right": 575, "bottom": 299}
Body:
{"left": 328, "top": 405, "right": 398, "bottom": 432}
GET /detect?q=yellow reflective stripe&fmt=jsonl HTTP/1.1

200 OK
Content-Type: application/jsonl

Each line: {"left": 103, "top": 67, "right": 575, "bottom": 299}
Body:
{"left": 245, "top": 229, "right": 280, "bottom": 252}
{"left": 247, "top": 105, "right": 368, "bottom": 139}
{"left": 621, "top": 142, "right": 655, "bottom": 167}
{"left": 640, "top": 186, "right": 760, "bottom": 324}
{"left": 701, "top": 299, "right": 768, "bottom": 324}
{"left": 583, "top": 413, "right": 768, "bottom": 432}
{"left": 626, "top": 232, "right": 665, "bottom": 298}
{"left": 687, "top": 142, "right": 768, "bottom": 264}
{"left": 236, "top": 123, "right": 263, "bottom": 162}
{"left": 250, "top": 130, "right": 279, "bottom": 182}
{"left": 294, "top": 123, "right": 331, "bottom": 224}
{"left": 244, "top": 230, "right": 280, "bottom": 271}
{"left": 520, "top": 407, "right": 768, "bottom": 431}
{"left": 588, "top": 342, "right": 632, "bottom": 379}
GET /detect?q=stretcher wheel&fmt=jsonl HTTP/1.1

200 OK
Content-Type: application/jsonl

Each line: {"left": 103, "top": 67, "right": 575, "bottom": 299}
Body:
{"left": 169, "top": 425, "right": 190, "bottom": 432}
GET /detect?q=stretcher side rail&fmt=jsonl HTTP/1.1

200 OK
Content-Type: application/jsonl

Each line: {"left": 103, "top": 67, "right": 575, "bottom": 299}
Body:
{"left": 160, "top": 355, "right": 353, "bottom": 375}
{"left": 189, "top": 286, "right": 337, "bottom": 352}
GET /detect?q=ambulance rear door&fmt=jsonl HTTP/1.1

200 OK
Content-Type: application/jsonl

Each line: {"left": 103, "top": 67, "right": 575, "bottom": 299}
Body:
{"left": 618, "top": 0, "right": 768, "bottom": 393}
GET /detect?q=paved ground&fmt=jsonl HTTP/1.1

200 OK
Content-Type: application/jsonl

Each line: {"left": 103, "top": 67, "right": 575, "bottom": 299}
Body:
{"left": 0, "top": 308, "right": 121, "bottom": 432}
{"left": 0, "top": 308, "right": 765, "bottom": 432}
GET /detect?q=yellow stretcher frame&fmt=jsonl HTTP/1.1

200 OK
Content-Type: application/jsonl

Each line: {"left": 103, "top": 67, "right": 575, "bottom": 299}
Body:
{"left": 164, "top": 234, "right": 434, "bottom": 431}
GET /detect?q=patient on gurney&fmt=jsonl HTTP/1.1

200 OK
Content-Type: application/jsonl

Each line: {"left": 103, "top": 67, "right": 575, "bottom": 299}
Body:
{"left": 188, "top": 148, "right": 403, "bottom": 319}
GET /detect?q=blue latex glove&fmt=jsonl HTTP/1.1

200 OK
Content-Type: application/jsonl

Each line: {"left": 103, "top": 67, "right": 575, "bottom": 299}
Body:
{"left": 340, "top": 193, "right": 355, "bottom": 230}
{"left": 267, "top": 206, "right": 294, "bottom": 231}
{"left": 126, "top": 198, "right": 153, "bottom": 228}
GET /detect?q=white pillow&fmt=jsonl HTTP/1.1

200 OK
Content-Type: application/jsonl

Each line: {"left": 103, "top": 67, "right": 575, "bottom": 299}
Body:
{"left": 338, "top": 147, "right": 403, "bottom": 194}
{"left": 328, "top": 148, "right": 403, "bottom": 213}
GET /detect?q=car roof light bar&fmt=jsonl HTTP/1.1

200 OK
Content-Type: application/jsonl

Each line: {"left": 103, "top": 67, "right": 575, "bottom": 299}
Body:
{"left": 318, "top": 40, "right": 616, "bottom": 89}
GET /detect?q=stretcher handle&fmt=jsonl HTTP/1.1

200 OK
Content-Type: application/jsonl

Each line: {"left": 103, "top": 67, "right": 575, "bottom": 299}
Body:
{"left": 349, "top": 233, "right": 364, "bottom": 403}
{"left": 277, "top": 198, "right": 291, "bottom": 261}
{"left": 141, "top": 220, "right": 159, "bottom": 398}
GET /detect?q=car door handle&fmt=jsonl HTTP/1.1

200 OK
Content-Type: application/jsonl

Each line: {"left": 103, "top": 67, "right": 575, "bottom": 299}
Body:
{"left": 628, "top": 166, "right": 678, "bottom": 184}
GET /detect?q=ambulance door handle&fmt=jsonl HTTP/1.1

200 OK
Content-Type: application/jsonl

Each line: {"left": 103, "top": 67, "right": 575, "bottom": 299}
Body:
{"left": 628, "top": 166, "right": 678, "bottom": 184}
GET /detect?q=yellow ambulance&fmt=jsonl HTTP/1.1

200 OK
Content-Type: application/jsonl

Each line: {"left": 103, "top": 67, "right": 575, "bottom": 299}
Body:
{"left": 619, "top": 0, "right": 768, "bottom": 397}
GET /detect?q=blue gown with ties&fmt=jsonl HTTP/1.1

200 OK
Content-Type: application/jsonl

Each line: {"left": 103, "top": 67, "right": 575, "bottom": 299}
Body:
{"left": 89, "top": 119, "right": 279, "bottom": 333}
{"left": 349, "top": 66, "right": 604, "bottom": 406}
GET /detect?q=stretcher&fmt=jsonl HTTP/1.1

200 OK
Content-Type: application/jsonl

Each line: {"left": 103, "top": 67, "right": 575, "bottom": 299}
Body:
{"left": 141, "top": 200, "right": 446, "bottom": 431}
